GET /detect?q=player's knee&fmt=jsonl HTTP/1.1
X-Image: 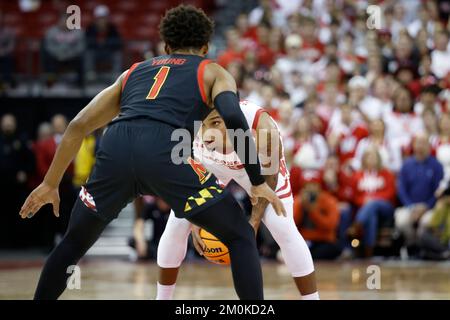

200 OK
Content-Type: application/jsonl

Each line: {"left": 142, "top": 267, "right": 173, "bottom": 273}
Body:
{"left": 157, "top": 253, "right": 185, "bottom": 268}
{"left": 157, "top": 227, "right": 189, "bottom": 268}
{"left": 267, "top": 220, "right": 295, "bottom": 245}
{"left": 163, "top": 219, "right": 191, "bottom": 244}
{"left": 226, "top": 222, "right": 256, "bottom": 248}
{"left": 157, "top": 236, "right": 187, "bottom": 268}
{"left": 274, "top": 231, "right": 294, "bottom": 248}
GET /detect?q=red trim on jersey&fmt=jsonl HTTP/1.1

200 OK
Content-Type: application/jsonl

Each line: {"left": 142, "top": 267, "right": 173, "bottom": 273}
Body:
{"left": 252, "top": 108, "right": 267, "bottom": 130}
{"left": 121, "top": 62, "right": 141, "bottom": 92}
{"left": 197, "top": 59, "right": 212, "bottom": 104}
{"left": 278, "top": 190, "right": 292, "bottom": 199}
{"left": 275, "top": 177, "right": 292, "bottom": 199}
{"left": 276, "top": 178, "right": 289, "bottom": 193}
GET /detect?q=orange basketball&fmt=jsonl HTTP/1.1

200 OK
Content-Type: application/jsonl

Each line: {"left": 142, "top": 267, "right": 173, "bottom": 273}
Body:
{"left": 199, "top": 229, "right": 230, "bottom": 265}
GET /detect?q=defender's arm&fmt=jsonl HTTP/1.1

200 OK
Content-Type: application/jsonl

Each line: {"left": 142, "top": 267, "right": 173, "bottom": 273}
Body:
{"left": 20, "top": 72, "right": 126, "bottom": 218}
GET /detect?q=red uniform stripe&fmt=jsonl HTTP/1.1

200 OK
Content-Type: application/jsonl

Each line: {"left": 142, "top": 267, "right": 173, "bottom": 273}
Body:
{"left": 197, "top": 59, "right": 212, "bottom": 104}
{"left": 278, "top": 190, "right": 292, "bottom": 199}
{"left": 121, "top": 62, "right": 141, "bottom": 92}
{"left": 276, "top": 177, "right": 292, "bottom": 199}
{"left": 252, "top": 108, "right": 267, "bottom": 130}
{"left": 276, "top": 178, "right": 289, "bottom": 193}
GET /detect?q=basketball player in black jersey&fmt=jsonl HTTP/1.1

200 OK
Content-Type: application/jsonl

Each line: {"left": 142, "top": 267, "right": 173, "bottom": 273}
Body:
{"left": 19, "top": 5, "right": 285, "bottom": 300}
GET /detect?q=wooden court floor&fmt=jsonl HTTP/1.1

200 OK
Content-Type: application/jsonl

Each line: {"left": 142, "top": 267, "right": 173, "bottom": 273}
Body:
{"left": 0, "top": 258, "right": 449, "bottom": 300}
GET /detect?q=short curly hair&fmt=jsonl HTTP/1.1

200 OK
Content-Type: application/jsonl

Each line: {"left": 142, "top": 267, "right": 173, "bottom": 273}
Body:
{"left": 159, "top": 5, "right": 214, "bottom": 51}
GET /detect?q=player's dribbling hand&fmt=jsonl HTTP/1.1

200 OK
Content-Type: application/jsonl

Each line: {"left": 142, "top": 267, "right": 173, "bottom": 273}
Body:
{"left": 19, "top": 182, "right": 60, "bottom": 219}
{"left": 250, "top": 183, "right": 287, "bottom": 217}
{"left": 191, "top": 225, "right": 206, "bottom": 256}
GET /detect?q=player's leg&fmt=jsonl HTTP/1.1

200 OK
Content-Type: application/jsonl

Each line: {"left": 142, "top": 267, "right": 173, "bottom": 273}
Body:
{"left": 133, "top": 123, "right": 263, "bottom": 300}
{"left": 156, "top": 210, "right": 192, "bottom": 300}
{"left": 34, "top": 121, "right": 136, "bottom": 299}
{"left": 262, "top": 199, "right": 319, "bottom": 300}
{"left": 34, "top": 198, "right": 109, "bottom": 299}
{"left": 185, "top": 192, "right": 264, "bottom": 300}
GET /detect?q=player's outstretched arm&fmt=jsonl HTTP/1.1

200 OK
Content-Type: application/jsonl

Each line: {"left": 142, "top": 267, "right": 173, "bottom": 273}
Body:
{"left": 204, "top": 63, "right": 286, "bottom": 217}
{"left": 19, "top": 72, "right": 126, "bottom": 219}
{"left": 249, "top": 113, "right": 282, "bottom": 232}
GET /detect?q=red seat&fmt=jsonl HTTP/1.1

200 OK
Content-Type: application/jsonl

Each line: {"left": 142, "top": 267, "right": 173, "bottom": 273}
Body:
{"left": 3, "top": 12, "right": 21, "bottom": 25}
{"left": 138, "top": 13, "right": 161, "bottom": 25}
{"left": 110, "top": 13, "right": 127, "bottom": 26}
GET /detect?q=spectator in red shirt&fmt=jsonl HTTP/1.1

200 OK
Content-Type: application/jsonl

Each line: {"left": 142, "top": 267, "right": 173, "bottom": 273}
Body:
{"left": 322, "top": 155, "right": 354, "bottom": 204}
{"left": 29, "top": 122, "right": 53, "bottom": 188}
{"left": 299, "top": 16, "right": 324, "bottom": 63}
{"left": 321, "top": 155, "right": 355, "bottom": 257}
{"left": 217, "top": 28, "right": 245, "bottom": 69}
{"left": 34, "top": 114, "right": 76, "bottom": 246}
{"left": 327, "top": 103, "right": 369, "bottom": 166}
{"left": 347, "top": 146, "right": 396, "bottom": 257}
{"left": 316, "top": 81, "right": 341, "bottom": 127}
{"left": 353, "top": 119, "right": 403, "bottom": 173}
{"left": 254, "top": 23, "right": 276, "bottom": 67}
{"left": 235, "top": 13, "right": 253, "bottom": 39}
{"left": 290, "top": 116, "right": 329, "bottom": 187}
{"left": 395, "top": 66, "right": 422, "bottom": 98}
{"left": 35, "top": 115, "right": 70, "bottom": 179}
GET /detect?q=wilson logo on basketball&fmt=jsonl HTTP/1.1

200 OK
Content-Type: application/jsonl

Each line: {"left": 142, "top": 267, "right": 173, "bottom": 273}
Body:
{"left": 199, "top": 228, "right": 230, "bottom": 265}
{"left": 204, "top": 247, "right": 223, "bottom": 254}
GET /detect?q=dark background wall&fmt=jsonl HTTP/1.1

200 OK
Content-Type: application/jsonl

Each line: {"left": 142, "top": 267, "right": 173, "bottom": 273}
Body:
{"left": 0, "top": 98, "right": 90, "bottom": 139}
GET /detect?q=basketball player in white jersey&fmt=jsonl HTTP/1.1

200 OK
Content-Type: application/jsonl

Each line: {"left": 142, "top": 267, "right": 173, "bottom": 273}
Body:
{"left": 150, "top": 100, "right": 318, "bottom": 300}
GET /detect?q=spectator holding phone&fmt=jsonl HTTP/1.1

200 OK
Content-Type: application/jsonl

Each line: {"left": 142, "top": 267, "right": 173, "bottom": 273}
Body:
{"left": 293, "top": 170, "right": 341, "bottom": 260}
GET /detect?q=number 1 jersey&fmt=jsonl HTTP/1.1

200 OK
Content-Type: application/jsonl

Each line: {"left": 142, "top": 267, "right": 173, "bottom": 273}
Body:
{"left": 116, "top": 54, "right": 212, "bottom": 138}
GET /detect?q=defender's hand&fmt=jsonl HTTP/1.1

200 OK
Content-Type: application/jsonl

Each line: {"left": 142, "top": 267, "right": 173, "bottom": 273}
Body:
{"left": 191, "top": 225, "right": 206, "bottom": 256}
{"left": 251, "top": 183, "right": 287, "bottom": 217}
{"left": 19, "top": 182, "right": 60, "bottom": 219}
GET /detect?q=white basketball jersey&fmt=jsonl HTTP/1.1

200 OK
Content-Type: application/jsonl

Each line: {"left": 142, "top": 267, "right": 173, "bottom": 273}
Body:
{"left": 193, "top": 100, "right": 292, "bottom": 200}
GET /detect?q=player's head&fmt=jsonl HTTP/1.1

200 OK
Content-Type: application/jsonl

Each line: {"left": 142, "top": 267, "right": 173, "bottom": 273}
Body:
{"left": 159, "top": 5, "right": 214, "bottom": 56}
{"left": 201, "top": 109, "right": 230, "bottom": 153}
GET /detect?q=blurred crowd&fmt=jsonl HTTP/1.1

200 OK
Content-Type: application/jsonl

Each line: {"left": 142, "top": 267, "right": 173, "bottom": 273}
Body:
{"left": 219, "top": 0, "right": 450, "bottom": 260}
{"left": 1, "top": 0, "right": 450, "bottom": 261}
{"left": 0, "top": 112, "right": 102, "bottom": 249}
{"left": 0, "top": 2, "right": 123, "bottom": 92}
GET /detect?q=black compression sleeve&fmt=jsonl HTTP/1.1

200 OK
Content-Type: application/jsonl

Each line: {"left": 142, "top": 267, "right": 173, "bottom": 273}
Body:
{"left": 213, "top": 91, "right": 265, "bottom": 186}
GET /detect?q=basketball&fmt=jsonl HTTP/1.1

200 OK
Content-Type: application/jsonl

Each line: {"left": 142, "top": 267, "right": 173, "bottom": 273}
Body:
{"left": 199, "top": 229, "right": 230, "bottom": 265}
